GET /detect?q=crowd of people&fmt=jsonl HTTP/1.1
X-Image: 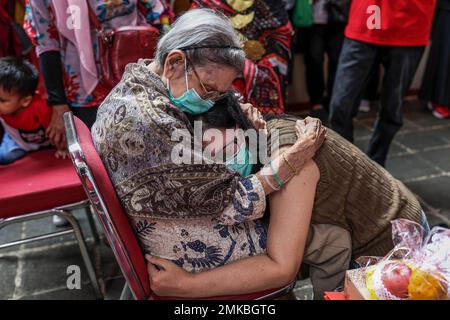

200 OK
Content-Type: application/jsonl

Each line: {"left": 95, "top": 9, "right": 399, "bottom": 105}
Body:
{"left": 1, "top": 1, "right": 448, "bottom": 166}
{"left": 0, "top": 0, "right": 449, "bottom": 299}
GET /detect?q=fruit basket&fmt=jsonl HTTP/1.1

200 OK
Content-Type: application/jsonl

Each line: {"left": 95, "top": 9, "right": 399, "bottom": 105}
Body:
{"left": 345, "top": 219, "right": 449, "bottom": 300}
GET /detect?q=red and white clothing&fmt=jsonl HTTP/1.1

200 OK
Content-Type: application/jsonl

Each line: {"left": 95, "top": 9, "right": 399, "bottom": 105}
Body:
{"left": 0, "top": 92, "right": 52, "bottom": 151}
{"left": 345, "top": 0, "right": 436, "bottom": 46}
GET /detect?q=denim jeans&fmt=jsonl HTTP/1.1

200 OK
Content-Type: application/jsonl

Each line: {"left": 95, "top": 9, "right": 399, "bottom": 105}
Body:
{"left": 329, "top": 38, "right": 425, "bottom": 166}
{"left": 0, "top": 131, "right": 27, "bottom": 165}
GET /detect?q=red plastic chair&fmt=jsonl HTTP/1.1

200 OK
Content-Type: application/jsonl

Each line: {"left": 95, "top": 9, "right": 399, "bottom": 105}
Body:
{"left": 0, "top": 148, "right": 102, "bottom": 299}
{"left": 64, "top": 112, "right": 295, "bottom": 300}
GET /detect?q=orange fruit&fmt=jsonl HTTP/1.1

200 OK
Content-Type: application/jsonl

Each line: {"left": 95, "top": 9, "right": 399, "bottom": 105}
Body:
{"left": 408, "top": 268, "right": 447, "bottom": 300}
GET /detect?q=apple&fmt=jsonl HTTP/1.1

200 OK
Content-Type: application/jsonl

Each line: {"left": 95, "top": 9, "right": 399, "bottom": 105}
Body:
{"left": 381, "top": 261, "right": 412, "bottom": 299}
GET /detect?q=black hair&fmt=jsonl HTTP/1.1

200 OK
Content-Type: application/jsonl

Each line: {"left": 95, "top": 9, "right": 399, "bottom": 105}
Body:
{"left": 0, "top": 56, "right": 39, "bottom": 97}
{"left": 188, "top": 91, "right": 262, "bottom": 173}
{"left": 188, "top": 90, "right": 256, "bottom": 130}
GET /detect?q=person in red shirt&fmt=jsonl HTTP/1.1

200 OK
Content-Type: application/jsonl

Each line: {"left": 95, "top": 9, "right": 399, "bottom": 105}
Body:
{"left": 0, "top": 56, "right": 67, "bottom": 165}
{"left": 329, "top": 0, "right": 437, "bottom": 166}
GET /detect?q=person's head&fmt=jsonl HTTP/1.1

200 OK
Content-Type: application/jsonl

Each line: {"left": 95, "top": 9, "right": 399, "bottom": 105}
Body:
{"left": 155, "top": 9, "right": 245, "bottom": 114}
{"left": 190, "top": 93, "right": 239, "bottom": 157}
{"left": 191, "top": 91, "right": 254, "bottom": 130}
{"left": 189, "top": 91, "right": 256, "bottom": 176}
{"left": 0, "top": 56, "right": 38, "bottom": 116}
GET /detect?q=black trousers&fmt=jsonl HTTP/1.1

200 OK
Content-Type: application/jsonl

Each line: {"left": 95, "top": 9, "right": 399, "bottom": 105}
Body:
{"left": 420, "top": 6, "right": 450, "bottom": 107}
{"left": 71, "top": 106, "right": 99, "bottom": 129}
{"left": 303, "top": 24, "right": 345, "bottom": 107}
{"left": 329, "top": 38, "right": 425, "bottom": 166}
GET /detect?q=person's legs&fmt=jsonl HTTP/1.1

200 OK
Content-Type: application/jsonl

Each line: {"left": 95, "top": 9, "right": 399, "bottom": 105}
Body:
{"left": 304, "top": 25, "right": 326, "bottom": 108}
{"left": 70, "top": 106, "right": 99, "bottom": 129}
{"left": 0, "top": 132, "right": 27, "bottom": 165}
{"left": 324, "top": 24, "right": 345, "bottom": 108}
{"left": 302, "top": 224, "right": 352, "bottom": 300}
{"left": 329, "top": 38, "right": 378, "bottom": 142}
{"left": 367, "top": 46, "right": 425, "bottom": 166}
{"left": 359, "top": 63, "right": 380, "bottom": 112}
{"left": 420, "top": 8, "right": 450, "bottom": 112}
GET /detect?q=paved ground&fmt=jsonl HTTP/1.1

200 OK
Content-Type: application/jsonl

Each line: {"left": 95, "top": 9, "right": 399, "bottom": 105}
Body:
{"left": 0, "top": 100, "right": 448, "bottom": 300}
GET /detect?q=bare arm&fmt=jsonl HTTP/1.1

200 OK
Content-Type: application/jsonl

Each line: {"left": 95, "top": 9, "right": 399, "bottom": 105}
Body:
{"left": 147, "top": 155, "right": 319, "bottom": 298}
{"left": 27, "top": 1, "right": 69, "bottom": 150}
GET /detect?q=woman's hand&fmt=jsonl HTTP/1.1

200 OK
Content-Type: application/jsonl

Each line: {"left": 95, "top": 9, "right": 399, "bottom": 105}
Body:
{"left": 294, "top": 117, "right": 326, "bottom": 153}
{"left": 259, "top": 116, "right": 325, "bottom": 193}
{"left": 146, "top": 254, "right": 194, "bottom": 297}
{"left": 240, "top": 103, "right": 267, "bottom": 133}
{"left": 282, "top": 117, "right": 326, "bottom": 170}
{"left": 46, "top": 104, "right": 70, "bottom": 150}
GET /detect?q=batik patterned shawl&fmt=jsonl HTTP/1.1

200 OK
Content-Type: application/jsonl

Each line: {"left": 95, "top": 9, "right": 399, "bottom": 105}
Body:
{"left": 92, "top": 59, "right": 240, "bottom": 219}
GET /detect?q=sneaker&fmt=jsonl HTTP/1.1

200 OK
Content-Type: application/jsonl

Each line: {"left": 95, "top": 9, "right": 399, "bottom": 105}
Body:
{"left": 432, "top": 104, "right": 450, "bottom": 119}
{"left": 52, "top": 215, "right": 69, "bottom": 227}
{"left": 358, "top": 99, "right": 370, "bottom": 113}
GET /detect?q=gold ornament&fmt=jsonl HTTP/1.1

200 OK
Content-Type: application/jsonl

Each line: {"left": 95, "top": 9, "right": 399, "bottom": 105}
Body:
{"left": 104, "top": 0, "right": 124, "bottom": 16}
{"left": 105, "top": 0, "right": 123, "bottom": 8}
{"left": 226, "top": 0, "right": 255, "bottom": 12}
{"left": 243, "top": 40, "right": 266, "bottom": 61}
{"left": 230, "top": 11, "right": 255, "bottom": 30}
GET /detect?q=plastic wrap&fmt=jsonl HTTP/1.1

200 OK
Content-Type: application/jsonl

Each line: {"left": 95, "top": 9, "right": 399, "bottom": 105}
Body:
{"left": 356, "top": 219, "right": 450, "bottom": 300}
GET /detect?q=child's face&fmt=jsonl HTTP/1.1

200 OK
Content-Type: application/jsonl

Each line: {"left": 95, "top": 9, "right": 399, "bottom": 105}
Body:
{"left": 0, "top": 87, "right": 32, "bottom": 115}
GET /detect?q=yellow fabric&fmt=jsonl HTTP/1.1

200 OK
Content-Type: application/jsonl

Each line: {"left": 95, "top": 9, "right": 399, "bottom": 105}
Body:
{"left": 230, "top": 11, "right": 255, "bottom": 29}
{"left": 226, "top": 0, "right": 254, "bottom": 12}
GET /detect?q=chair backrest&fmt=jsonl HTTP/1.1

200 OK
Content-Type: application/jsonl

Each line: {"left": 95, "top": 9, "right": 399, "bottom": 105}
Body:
{"left": 64, "top": 112, "right": 150, "bottom": 300}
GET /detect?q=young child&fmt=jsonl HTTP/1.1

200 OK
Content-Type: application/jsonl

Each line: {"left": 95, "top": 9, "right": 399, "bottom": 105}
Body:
{"left": 0, "top": 56, "right": 67, "bottom": 165}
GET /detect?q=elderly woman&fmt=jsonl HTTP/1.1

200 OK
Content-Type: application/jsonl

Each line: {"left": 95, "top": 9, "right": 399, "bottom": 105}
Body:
{"left": 92, "top": 8, "right": 325, "bottom": 296}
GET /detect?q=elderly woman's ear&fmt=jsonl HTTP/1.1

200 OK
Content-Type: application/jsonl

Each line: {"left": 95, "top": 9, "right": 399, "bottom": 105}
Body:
{"left": 163, "top": 50, "right": 185, "bottom": 80}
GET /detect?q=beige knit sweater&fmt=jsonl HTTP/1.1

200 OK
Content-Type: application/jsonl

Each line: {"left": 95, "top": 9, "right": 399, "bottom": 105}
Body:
{"left": 267, "top": 117, "right": 424, "bottom": 258}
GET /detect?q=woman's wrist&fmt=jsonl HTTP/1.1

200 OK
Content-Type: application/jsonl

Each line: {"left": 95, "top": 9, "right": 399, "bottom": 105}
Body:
{"left": 257, "top": 155, "right": 296, "bottom": 194}
{"left": 272, "top": 155, "right": 297, "bottom": 186}
{"left": 179, "top": 271, "right": 198, "bottom": 297}
{"left": 281, "top": 152, "right": 299, "bottom": 176}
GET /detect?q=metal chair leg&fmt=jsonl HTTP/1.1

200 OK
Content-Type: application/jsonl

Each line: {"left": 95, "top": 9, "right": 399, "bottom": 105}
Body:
{"left": 120, "top": 282, "right": 134, "bottom": 300}
{"left": 84, "top": 205, "right": 100, "bottom": 243}
{"left": 55, "top": 210, "right": 103, "bottom": 300}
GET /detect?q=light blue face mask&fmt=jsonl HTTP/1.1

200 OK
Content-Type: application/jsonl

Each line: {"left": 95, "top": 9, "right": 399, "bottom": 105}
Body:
{"left": 167, "top": 58, "right": 214, "bottom": 115}
{"left": 225, "top": 143, "right": 253, "bottom": 177}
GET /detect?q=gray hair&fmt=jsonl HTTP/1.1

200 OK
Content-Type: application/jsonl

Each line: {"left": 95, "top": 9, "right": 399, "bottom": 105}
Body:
{"left": 155, "top": 8, "right": 245, "bottom": 72}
